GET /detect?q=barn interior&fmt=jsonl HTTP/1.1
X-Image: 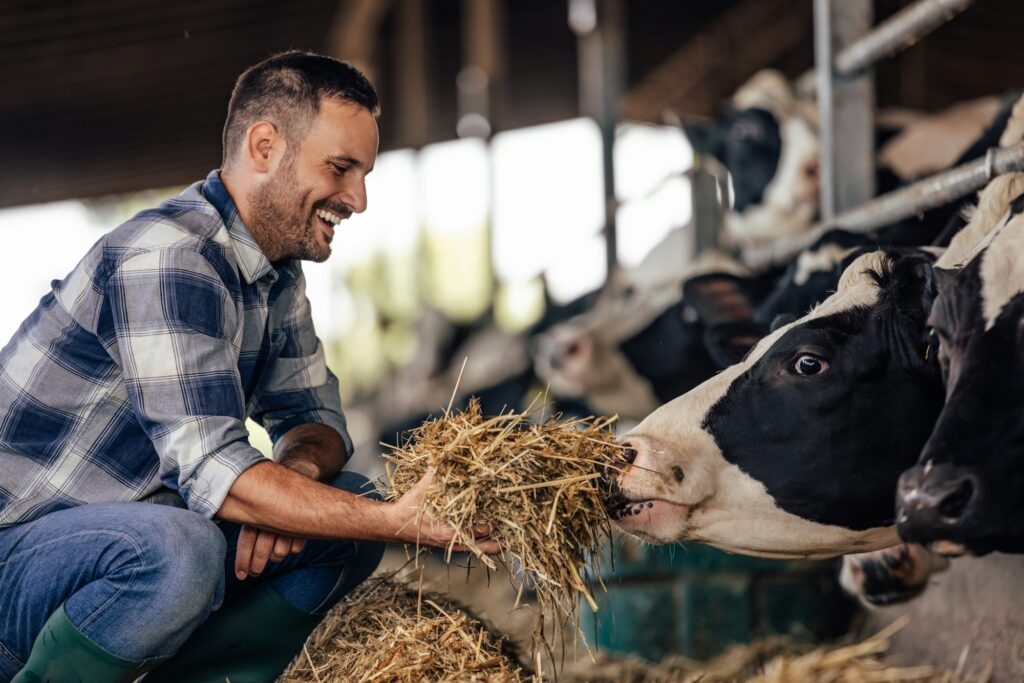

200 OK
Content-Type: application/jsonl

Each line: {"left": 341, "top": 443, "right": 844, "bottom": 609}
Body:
{"left": 2, "top": 0, "right": 1024, "bottom": 680}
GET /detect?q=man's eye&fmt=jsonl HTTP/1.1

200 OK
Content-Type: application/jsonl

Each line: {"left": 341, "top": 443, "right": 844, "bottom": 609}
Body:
{"left": 332, "top": 166, "right": 349, "bottom": 176}
{"left": 793, "top": 354, "right": 829, "bottom": 376}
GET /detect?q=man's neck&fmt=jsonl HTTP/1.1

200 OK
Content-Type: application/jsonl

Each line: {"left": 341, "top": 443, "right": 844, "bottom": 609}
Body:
{"left": 219, "top": 168, "right": 283, "bottom": 262}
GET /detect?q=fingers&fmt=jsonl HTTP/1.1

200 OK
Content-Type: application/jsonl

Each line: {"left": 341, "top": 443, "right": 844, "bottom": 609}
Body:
{"left": 476, "top": 539, "right": 503, "bottom": 555}
{"left": 450, "top": 539, "right": 503, "bottom": 555}
{"left": 471, "top": 522, "right": 493, "bottom": 537}
{"left": 235, "top": 525, "right": 258, "bottom": 580}
{"left": 235, "top": 526, "right": 306, "bottom": 580}
{"left": 271, "top": 534, "right": 292, "bottom": 563}
{"left": 250, "top": 529, "right": 281, "bottom": 577}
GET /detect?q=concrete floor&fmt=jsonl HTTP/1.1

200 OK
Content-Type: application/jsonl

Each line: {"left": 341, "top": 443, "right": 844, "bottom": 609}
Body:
{"left": 864, "top": 552, "right": 1024, "bottom": 682}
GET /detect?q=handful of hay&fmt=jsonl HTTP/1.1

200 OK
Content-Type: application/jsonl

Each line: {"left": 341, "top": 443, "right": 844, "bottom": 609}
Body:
{"left": 383, "top": 399, "right": 621, "bottom": 657}
{"left": 279, "top": 576, "right": 527, "bottom": 683}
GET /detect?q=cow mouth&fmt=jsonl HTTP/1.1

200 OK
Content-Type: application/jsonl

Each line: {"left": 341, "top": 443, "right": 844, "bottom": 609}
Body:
{"left": 606, "top": 492, "right": 688, "bottom": 524}
{"left": 609, "top": 498, "right": 657, "bottom": 521}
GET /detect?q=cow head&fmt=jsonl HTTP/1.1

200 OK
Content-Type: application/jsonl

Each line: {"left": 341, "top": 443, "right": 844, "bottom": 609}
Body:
{"left": 533, "top": 253, "right": 756, "bottom": 421}
{"left": 608, "top": 250, "right": 945, "bottom": 559}
{"left": 897, "top": 179, "right": 1024, "bottom": 556}
{"left": 684, "top": 71, "right": 820, "bottom": 246}
{"left": 532, "top": 287, "right": 717, "bottom": 422}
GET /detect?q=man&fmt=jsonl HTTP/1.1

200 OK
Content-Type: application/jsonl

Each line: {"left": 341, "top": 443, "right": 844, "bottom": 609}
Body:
{"left": 0, "top": 51, "right": 497, "bottom": 683}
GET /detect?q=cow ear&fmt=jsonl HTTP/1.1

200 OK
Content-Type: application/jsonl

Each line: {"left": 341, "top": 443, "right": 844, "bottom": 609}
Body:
{"left": 932, "top": 266, "right": 957, "bottom": 294}
{"left": 683, "top": 122, "right": 719, "bottom": 157}
{"left": 886, "top": 256, "right": 939, "bottom": 327}
{"left": 770, "top": 313, "right": 797, "bottom": 332}
{"left": 683, "top": 273, "right": 756, "bottom": 327}
{"left": 703, "top": 320, "right": 769, "bottom": 368}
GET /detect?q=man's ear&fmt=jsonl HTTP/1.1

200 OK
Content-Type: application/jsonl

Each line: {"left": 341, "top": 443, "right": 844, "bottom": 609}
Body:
{"left": 245, "top": 121, "right": 284, "bottom": 174}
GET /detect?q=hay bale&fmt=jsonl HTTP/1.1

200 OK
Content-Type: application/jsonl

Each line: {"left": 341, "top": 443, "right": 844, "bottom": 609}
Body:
{"left": 384, "top": 399, "right": 621, "bottom": 658}
{"left": 279, "top": 575, "right": 527, "bottom": 683}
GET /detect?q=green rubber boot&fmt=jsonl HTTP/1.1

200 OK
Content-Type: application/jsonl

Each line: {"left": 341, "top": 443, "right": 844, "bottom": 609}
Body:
{"left": 144, "top": 583, "right": 321, "bottom": 683}
{"left": 12, "top": 604, "right": 166, "bottom": 683}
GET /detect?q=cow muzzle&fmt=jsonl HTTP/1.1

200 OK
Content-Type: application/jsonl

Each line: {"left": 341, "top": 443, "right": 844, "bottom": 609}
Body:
{"left": 602, "top": 433, "right": 714, "bottom": 543}
{"left": 896, "top": 463, "right": 981, "bottom": 555}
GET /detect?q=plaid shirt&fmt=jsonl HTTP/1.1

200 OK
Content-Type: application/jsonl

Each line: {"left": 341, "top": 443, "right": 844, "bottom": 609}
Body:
{"left": 0, "top": 170, "right": 351, "bottom": 527}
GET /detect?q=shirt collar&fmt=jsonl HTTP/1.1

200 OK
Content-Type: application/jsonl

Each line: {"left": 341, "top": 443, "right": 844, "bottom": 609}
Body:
{"left": 201, "top": 169, "right": 277, "bottom": 285}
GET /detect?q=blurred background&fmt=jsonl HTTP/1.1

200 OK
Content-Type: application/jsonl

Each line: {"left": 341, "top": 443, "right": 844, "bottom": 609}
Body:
{"left": 3, "top": 0, "right": 1024, "bottom": 677}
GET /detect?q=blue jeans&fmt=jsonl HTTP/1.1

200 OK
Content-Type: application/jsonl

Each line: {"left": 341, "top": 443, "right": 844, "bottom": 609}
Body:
{"left": 0, "top": 471, "right": 384, "bottom": 681}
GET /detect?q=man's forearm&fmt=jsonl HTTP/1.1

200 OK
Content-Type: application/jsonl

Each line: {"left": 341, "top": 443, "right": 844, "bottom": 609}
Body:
{"left": 218, "top": 460, "right": 398, "bottom": 542}
{"left": 273, "top": 422, "right": 347, "bottom": 482}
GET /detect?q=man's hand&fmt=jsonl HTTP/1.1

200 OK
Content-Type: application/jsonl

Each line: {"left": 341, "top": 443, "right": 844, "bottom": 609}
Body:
{"left": 383, "top": 470, "right": 501, "bottom": 555}
{"left": 234, "top": 456, "right": 320, "bottom": 580}
{"left": 234, "top": 526, "right": 306, "bottom": 580}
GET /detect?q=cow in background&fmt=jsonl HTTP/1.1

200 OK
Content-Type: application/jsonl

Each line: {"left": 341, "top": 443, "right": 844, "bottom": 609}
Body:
{"left": 683, "top": 69, "right": 1018, "bottom": 251}
{"left": 532, "top": 250, "right": 767, "bottom": 423}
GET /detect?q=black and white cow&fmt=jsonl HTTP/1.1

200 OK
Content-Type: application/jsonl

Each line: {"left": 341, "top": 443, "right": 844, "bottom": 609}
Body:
{"left": 532, "top": 252, "right": 774, "bottom": 422}
{"left": 606, "top": 248, "right": 945, "bottom": 558}
{"left": 897, "top": 173, "right": 1024, "bottom": 556}
{"left": 684, "top": 69, "right": 1020, "bottom": 250}
{"left": 683, "top": 70, "right": 821, "bottom": 246}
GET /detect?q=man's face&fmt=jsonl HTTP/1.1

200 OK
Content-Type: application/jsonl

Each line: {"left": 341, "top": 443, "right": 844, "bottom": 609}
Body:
{"left": 249, "top": 98, "right": 379, "bottom": 262}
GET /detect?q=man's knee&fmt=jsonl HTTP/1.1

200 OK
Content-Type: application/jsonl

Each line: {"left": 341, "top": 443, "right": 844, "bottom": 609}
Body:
{"left": 147, "top": 508, "right": 227, "bottom": 592}
{"left": 5, "top": 503, "right": 228, "bottom": 662}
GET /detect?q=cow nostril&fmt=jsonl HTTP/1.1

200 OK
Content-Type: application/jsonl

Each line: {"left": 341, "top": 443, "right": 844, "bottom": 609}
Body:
{"left": 938, "top": 479, "right": 974, "bottom": 521}
{"left": 564, "top": 341, "right": 581, "bottom": 358}
{"left": 621, "top": 444, "right": 637, "bottom": 465}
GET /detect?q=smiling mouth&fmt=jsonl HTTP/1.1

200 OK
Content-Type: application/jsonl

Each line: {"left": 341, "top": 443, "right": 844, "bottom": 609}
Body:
{"left": 315, "top": 208, "right": 344, "bottom": 241}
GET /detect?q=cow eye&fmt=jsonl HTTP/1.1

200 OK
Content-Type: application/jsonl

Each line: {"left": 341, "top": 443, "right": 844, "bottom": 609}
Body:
{"left": 793, "top": 354, "right": 829, "bottom": 376}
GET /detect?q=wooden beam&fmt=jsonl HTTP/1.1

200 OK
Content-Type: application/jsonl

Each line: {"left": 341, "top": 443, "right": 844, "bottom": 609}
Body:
{"left": 324, "top": 0, "right": 395, "bottom": 83}
{"left": 622, "top": 0, "right": 810, "bottom": 122}
{"left": 394, "top": 0, "right": 430, "bottom": 147}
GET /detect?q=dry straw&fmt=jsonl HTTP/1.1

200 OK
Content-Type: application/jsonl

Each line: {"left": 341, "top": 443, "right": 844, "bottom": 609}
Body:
{"left": 278, "top": 575, "right": 527, "bottom": 683}
{"left": 563, "top": 617, "right": 992, "bottom": 683}
{"left": 383, "top": 397, "right": 622, "bottom": 662}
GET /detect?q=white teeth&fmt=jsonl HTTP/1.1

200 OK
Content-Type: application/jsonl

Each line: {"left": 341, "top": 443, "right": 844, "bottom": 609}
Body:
{"left": 316, "top": 209, "right": 342, "bottom": 226}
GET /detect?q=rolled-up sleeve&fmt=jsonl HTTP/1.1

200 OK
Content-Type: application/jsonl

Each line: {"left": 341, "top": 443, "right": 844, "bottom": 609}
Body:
{"left": 102, "top": 247, "right": 267, "bottom": 517}
{"left": 250, "top": 270, "right": 353, "bottom": 457}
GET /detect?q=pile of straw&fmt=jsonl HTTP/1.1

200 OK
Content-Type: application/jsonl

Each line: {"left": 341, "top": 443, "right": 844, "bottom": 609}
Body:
{"left": 383, "top": 399, "right": 621, "bottom": 658}
{"left": 278, "top": 576, "right": 527, "bottom": 683}
{"left": 563, "top": 618, "right": 991, "bottom": 683}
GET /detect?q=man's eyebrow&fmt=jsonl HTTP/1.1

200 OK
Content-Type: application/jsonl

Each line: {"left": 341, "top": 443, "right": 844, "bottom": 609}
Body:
{"left": 327, "top": 155, "right": 375, "bottom": 175}
{"left": 328, "top": 155, "right": 364, "bottom": 168}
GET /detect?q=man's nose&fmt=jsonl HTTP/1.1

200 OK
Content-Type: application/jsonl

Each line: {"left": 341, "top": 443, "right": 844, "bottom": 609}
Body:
{"left": 340, "top": 181, "right": 367, "bottom": 215}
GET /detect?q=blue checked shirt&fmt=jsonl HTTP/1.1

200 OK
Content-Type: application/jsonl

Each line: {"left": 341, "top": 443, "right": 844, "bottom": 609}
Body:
{"left": 0, "top": 170, "right": 352, "bottom": 527}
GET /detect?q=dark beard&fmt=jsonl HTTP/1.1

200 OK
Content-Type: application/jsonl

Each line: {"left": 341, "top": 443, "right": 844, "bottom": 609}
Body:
{"left": 247, "top": 157, "right": 326, "bottom": 263}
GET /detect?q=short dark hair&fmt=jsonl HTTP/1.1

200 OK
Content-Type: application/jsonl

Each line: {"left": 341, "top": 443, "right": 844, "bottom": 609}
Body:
{"left": 222, "top": 50, "right": 379, "bottom": 165}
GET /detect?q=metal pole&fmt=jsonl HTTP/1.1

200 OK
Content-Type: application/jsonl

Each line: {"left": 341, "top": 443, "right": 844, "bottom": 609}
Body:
{"left": 691, "top": 157, "right": 722, "bottom": 254}
{"left": 813, "top": 0, "right": 836, "bottom": 220}
{"left": 743, "top": 142, "right": 1024, "bottom": 269}
{"left": 796, "top": 0, "right": 978, "bottom": 95}
{"left": 815, "top": 0, "right": 874, "bottom": 218}
{"left": 571, "top": 0, "right": 625, "bottom": 287}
